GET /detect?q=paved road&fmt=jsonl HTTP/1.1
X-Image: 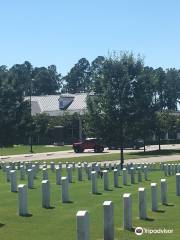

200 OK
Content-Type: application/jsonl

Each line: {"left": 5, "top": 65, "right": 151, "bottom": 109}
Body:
{"left": 0, "top": 148, "right": 122, "bottom": 162}
{"left": 1, "top": 144, "right": 180, "bottom": 164}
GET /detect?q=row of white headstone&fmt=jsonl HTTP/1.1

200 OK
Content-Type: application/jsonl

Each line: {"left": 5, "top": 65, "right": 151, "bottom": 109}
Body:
{"left": 10, "top": 166, "right": 147, "bottom": 215}
{"left": 3, "top": 164, "right": 159, "bottom": 216}
{"left": 91, "top": 166, "right": 149, "bottom": 194}
{"left": 1, "top": 160, "right": 167, "bottom": 173}
{"left": 0, "top": 159, "right": 170, "bottom": 189}
{"left": 76, "top": 173, "right": 180, "bottom": 240}
{"left": 18, "top": 176, "right": 70, "bottom": 216}
{"left": 163, "top": 163, "right": 180, "bottom": 176}
{"left": 5, "top": 164, "right": 151, "bottom": 196}
{"left": 4, "top": 161, "right": 179, "bottom": 194}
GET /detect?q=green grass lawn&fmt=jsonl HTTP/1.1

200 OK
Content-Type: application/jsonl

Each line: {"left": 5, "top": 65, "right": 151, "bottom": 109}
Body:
{"left": 38, "top": 149, "right": 180, "bottom": 165}
{"left": 0, "top": 145, "right": 72, "bottom": 156}
{"left": 0, "top": 165, "right": 179, "bottom": 240}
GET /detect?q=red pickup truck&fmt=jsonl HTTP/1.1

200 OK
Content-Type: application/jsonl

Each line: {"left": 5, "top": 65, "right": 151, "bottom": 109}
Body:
{"left": 73, "top": 138, "right": 104, "bottom": 153}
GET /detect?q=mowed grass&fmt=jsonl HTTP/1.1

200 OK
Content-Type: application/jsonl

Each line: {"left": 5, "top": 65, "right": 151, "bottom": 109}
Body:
{"left": 38, "top": 149, "right": 180, "bottom": 165}
{"left": 0, "top": 166, "right": 179, "bottom": 240}
{"left": 0, "top": 145, "right": 72, "bottom": 156}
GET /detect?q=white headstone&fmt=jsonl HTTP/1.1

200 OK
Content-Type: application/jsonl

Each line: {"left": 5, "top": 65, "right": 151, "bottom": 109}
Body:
{"left": 61, "top": 177, "right": 69, "bottom": 202}
{"left": 32, "top": 164, "right": 37, "bottom": 179}
{"left": 50, "top": 161, "right": 55, "bottom": 172}
{"left": 76, "top": 210, "right": 89, "bottom": 240}
{"left": 138, "top": 187, "right": 147, "bottom": 219}
{"left": 20, "top": 165, "right": 25, "bottom": 180}
{"left": 18, "top": 184, "right": 28, "bottom": 216}
{"left": 42, "top": 180, "right": 50, "bottom": 208}
{"left": 168, "top": 164, "right": 171, "bottom": 176}
{"left": 91, "top": 171, "right": 97, "bottom": 194}
{"left": 10, "top": 170, "right": 17, "bottom": 192}
{"left": 103, "top": 170, "right": 109, "bottom": 190}
{"left": 67, "top": 166, "right": 73, "bottom": 183}
{"left": 122, "top": 168, "right": 128, "bottom": 185}
{"left": 130, "top": 167, "right": 135, "bottom": 184}
{"left": 86, "top": 165, "right": 91, "bottom": 180}
{"left": 78, "top": 166, "right": 83, "bottom": 181}
{"left": 72, "top": 162, "right": 76, "bottom": 171}
{"left": 144, "top": 166, "right": 148, "bottom": 181}
{"left": 27, "top": 169, "right": 34, "bottom": 189}
{"left": 176, "top": 173, "right": 180, "bottom": 196}
{"left": 151, "top": 183, "right": 158, "bottom": 211}
{"left": 56, "top": 167, "right": 61, "bottom": 185}
{"left": 114, "top": 169, "right": 119, "bottom": 187}
{"left": 137, "top": 167, "right": 142, "bottom": 182}
{"left": 123, "top": 193, "right": 132, "bottom": 230}
{"left": 103, "top": 201, "right": 114, "bottom": 240}
{"left": 6, "top": 166, "right": 11, "bottom": 182}
{"left": 160, "top": 179, "right": 167, "bottom": 204}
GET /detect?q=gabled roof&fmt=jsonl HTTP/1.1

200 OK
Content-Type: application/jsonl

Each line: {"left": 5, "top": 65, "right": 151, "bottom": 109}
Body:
{"left": 25, "top": 93, "right": 87, "bottom": 116}
{"left": 66, "top": 93, "right": 87, "bottom": 111}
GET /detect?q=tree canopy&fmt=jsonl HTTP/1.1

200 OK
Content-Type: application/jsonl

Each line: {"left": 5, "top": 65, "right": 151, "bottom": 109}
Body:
{"left": 1, "top": 54, "right": 180, "bottom": 149}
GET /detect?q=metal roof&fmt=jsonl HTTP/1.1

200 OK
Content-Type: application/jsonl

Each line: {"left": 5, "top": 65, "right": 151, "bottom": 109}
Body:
{"left": 25, "top": 93, "right": 87, "bottom": 116}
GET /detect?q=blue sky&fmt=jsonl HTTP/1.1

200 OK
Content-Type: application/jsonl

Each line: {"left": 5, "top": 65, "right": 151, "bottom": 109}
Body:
{"left": 1, "top": 0, "right": 180, "bottom": 75}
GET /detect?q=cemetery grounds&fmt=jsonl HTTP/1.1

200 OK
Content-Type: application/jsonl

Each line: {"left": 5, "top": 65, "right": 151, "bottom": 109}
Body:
{"left": 0, "top": 160, "right": 179, "bottom": 240}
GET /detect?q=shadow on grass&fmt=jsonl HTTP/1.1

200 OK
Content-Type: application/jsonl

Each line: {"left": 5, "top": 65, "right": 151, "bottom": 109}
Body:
{"left": 155, "top": 209, "right": 165, "bottom": 213}
{"left": 129, "top": 227, "right": 136, "bottom": 232}
{"left": 44, "top": 206, "right": 55, "bottom": 209}
{"left": 64, "top": 200, "right": 74, "bottom": 204}
{"left": 93, "top": 192, "right": 102, "bottom": 195}
{"left": 0, "top": 223, "right": 5, "bottom": 228}
{"left": 105, "top": 189, "right": 113, "bottom": 191}
{"left": 145, "top": 217, "right": 154, "bottom": 221}
{"left": 23, "top": 213, "right": 33, "bottom": 217}
{"left": 129, "top": 149, "right": 180, "bottom": 157}
{"left": 74, "top": 151, "right": 109, "bottom": 154}
{"left": 163, "top": 203, "right": 174, "bottom": 207}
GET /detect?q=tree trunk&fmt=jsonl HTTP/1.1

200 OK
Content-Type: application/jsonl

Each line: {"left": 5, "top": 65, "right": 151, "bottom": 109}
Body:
{"left": 143, "top": 137, "right": 146, "bottom": 152}
{"left": 120, "top": 146, "right": 124, "bottom": 169}
{"left": 119, "top": 121, "right": 124, "bottom": 169}
{"left": 158, "top": 134, "right": 161, "bottom": 151}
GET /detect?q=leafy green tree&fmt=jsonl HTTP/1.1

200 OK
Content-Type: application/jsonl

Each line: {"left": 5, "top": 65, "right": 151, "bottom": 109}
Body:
{"left": 90, "top": 56, "right": 105, "bottom": 91}
{"left": 128, "top": 66, "right": 156, "bottom": 151}
{"left": 62, "top": 58, "right": 91, "bottom": 93}
{"left": 152, "top": 110, "right": 176, "bottom": 150}
{"left": 86, "top": 52, "right": 144, "bottom": 167}
{"left": 0, "top": 63, "right": 31, "bottom": 146}
{"left": 9, "top": 61, "right": 33, "bottom": 96}
{"left": 154, "top": 67, "right": 166, "bottom": 109}
{"left": 164, "top": 68, "right": 180, "bottom": 110}
{"left": 32, "top": 65, "right": 61, "bottom": 95}
{"left": 0, "top": 82, "right": 30, "bottom": 146}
